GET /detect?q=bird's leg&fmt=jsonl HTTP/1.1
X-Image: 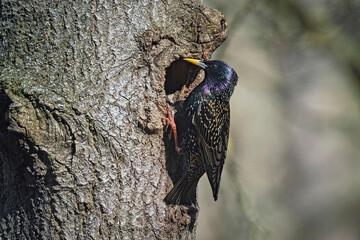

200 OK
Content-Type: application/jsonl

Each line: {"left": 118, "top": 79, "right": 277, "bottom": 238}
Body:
{"left": 164, "top": 104, "right": 179, "bottom": 151}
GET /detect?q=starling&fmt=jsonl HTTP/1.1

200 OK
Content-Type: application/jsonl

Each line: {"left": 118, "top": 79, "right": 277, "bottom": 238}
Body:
{"left": 164, "top": 58, "right": 238, "bottom": 205}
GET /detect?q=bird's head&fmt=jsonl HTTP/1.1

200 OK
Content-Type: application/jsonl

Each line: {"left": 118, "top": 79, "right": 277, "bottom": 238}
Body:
{"left": 184, "top": 58, "right": 238, "bottom": 98}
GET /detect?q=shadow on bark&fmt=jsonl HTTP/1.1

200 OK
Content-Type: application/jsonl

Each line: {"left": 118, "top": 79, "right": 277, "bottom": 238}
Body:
{"left": 0, "top": 91, "right": 36, "bottom": 215}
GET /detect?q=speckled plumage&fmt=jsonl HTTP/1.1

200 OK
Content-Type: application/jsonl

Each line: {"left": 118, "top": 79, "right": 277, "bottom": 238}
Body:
{"left": 164, "top": 59, "right": 238, "bottom": 205}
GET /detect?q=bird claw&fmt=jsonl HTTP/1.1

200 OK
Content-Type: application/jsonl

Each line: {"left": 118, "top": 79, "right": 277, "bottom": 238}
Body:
{"left": 164, "top": 104, "right": 179, "bottom": 152}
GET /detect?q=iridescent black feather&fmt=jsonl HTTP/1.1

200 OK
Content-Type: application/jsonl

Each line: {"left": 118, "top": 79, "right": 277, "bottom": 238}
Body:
{"left": 164, "top": 59, "right": 238, "bottom": 205}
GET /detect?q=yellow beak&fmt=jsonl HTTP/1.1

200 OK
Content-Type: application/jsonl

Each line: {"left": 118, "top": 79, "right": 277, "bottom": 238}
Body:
{"left": 183, "top": 58, "right": 207, "bottom": 69}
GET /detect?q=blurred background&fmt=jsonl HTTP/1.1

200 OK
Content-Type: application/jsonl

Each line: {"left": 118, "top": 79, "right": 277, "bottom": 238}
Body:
{"left": 198, "top": 0, "right": 360, "bottom": 239}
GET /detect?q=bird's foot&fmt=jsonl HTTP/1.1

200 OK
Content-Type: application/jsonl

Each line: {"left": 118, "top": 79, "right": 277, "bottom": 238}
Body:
{"left": 164, "top": 104, "right": 179, "bottom": 152}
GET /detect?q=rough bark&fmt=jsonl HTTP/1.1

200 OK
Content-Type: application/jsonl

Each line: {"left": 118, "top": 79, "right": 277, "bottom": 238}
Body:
{"left": 0, "top": 0, "right": 227, "bottom": 239}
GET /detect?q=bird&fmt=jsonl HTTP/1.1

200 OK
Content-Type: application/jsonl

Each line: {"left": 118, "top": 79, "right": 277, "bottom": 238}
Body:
{"left": 164, "top": 58, "right": 238, "bottom": 205}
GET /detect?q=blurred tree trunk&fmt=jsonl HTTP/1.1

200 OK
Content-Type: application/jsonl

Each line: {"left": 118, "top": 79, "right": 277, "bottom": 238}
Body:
{"left": 0, "top": 0, "right": 227, "bottom": 239}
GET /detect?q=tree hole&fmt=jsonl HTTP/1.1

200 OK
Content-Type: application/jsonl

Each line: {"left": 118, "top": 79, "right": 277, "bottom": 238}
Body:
{"left": 163, "top": 58, "right": 205, "bottom": 192}
{"left": 164, "top": 58, "right": 201, "bottom": 95}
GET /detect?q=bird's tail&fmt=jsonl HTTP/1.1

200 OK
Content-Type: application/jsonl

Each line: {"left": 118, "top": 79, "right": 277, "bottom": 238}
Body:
{"left": 164, "top": 176, "right": 198, "bottom": 205}
{"left": 207, "top": 163, "right": 224, "bottom": 201}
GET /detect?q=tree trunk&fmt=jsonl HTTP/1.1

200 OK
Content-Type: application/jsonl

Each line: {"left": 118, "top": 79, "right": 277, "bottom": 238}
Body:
{"left": 0, "top": 0, "right": 227, "bottom": 239}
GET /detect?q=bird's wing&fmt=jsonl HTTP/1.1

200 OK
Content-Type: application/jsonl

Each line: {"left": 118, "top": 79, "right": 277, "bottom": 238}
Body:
{"left": 193, "top": 99, "right": 230, "bottom": 200}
